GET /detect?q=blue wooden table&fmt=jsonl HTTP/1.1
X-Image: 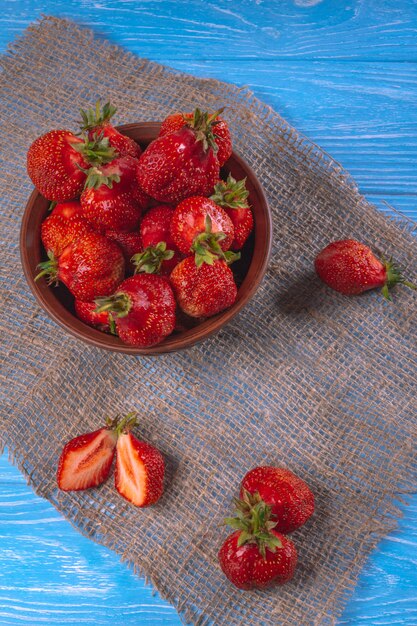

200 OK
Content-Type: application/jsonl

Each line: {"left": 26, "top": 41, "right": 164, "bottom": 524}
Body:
{"left": 1, "top": 1, "right": 416, "bottom": 624}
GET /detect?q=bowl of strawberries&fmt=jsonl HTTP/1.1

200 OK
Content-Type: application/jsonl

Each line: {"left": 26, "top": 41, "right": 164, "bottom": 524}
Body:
{"left": 20, "top": 103, "right": 272, "bottom": 354}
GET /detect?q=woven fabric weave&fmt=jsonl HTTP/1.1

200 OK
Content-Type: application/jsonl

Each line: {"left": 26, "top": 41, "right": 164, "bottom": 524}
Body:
{"left": 1, "top": 17, "right": 416, "bottom": 626}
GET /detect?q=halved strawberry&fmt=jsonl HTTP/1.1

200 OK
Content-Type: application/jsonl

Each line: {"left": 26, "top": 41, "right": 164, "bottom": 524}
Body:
{"left": 57, "top": 418, "right": 120, "bottom": 491}
{"left": 115, "top": 418, "right": 165, "bottom": 507}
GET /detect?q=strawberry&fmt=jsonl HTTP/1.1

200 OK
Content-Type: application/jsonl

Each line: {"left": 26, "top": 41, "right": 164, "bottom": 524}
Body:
{"left": 41, "top": 213, "right": 94, "bottom": 258}
{"left": 79, "top": 100, "right": 142, "bottom": 159}
{"left": 218, "top": 492, "right": 297, "bottom": 589}
{"left": 159, "top": 109, "right": 232, "bottom": 165}
{"left": 80, "top": 156, "right": 147, "bottom": 232}
{"left": 240, "top": 467, "right": 314, "bottom": 534}
{"left": 134, "top": 205, "right": 181, "bottom": 275}
{"left": 115, "top": 414, "right": 165, "bottom": 507}
{"left": 36, "top": 231, "right": 125, "bottom": 301}
{"left": 170, "top": 256, "right": 238, "bottom": 318}
{"left": 95, "top": 274, "right": 176, "bottom": 347}
{"left": 210, "top": 174, "right": 254, "bottom": 250}
{"left": 170, "top": 197, "right": 234, "bottom": 256}
{"left": 137, "top": 108, "right": 221, "bottom": 204}
{"left": 51, "top": 200, "right": 83, "bottom": 219}
{"left": 74, "top": 299, "right": 116, "bottom": 333}
{"left": 57, "top": 417, "right": 120, "bottom": 491}
{"left": 315, "top": 239, "right": 416, "bottom": 300}
{"left": 27, "top": 130, "right": 116, "bottom": 201}
{"left": 106, "top": 230, "right": 143, "bottom": 273}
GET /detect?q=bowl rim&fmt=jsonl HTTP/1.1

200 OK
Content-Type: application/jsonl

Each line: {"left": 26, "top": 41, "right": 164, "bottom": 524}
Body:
{"left": 20, "top": 122, "right": 273, "bottom": 355}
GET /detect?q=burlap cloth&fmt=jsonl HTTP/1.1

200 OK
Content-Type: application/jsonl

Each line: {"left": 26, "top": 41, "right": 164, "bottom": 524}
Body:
{"left": 0, "top": 16, "right": 416, "bottom": 626}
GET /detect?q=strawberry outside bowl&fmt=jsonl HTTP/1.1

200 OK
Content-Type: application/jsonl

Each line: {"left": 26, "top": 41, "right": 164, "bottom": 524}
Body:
{"left": 20, "top": 122, "right": 272, "bottom": 355}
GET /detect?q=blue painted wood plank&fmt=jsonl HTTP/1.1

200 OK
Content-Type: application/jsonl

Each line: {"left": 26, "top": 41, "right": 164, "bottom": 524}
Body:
{"left": 1, "top": 1, "right": 416, "bottom": 625}
{"left": 1, "top": 0, "right": 417, "bottom": 61}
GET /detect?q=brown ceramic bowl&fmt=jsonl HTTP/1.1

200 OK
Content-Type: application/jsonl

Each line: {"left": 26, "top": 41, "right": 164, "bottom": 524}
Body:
{"left": 20, "top": 123, "right": 272, "bottom": 355}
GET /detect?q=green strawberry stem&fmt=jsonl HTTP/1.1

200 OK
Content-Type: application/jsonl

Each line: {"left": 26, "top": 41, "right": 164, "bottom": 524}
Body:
{"left": 132, "top": 242, "right": 175, "bottom": 274}
{"left": 73, "top": 132, "right": 118, "bottom": 167}
{"left": 105, "top": 412, "right": 138, "bottom": 436}
{"left": 186, "top": 107, "right": 224, "bottom": 153}
{"left": 210, "top": 174, "right": 250, "bottom": 210}
{"left": 84, "top": 166, "right": 121, "bottom": 190}
{"left": 192, "top": 215, "right": 240, "bottom": 267}
{"left": 382, "top": 258, "right": 417, "bottom": 301}
{"left": 35, "top": 251, "right": 58, "bottom": 285}
{"left": 94, "top": 292, "right": 131, "bottom": 318}
{"left": 79, "top": 100, "right": 117, "bottom": 131}
{"left": 224, "top": 489, "right": 282, "bottom": 560}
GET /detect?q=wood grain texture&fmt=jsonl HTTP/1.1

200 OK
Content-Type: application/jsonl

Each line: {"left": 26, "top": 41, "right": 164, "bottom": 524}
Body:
{"left": 1, "top": 0, "right": 416, "bottom": 624}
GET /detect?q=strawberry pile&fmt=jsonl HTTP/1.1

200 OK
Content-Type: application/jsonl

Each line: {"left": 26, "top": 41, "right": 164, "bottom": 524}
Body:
{"left": 28, "top": 102, "right": 254, "bottom": 347}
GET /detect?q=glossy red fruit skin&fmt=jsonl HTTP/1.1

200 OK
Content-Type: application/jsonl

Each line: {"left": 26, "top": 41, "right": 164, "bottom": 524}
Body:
{"left": 115, "top": 431, "right": 165, "bottom": 507}
{"left": 140, "top": 205, "right": 181, "bottom": 274}
{"left": 137, "top": 127, "right": 220, "bottom": 204}
{"left": 218, "top": 530, "right": 297, "bottom": 590}
{"left": 52, "top": 201, "right": 83, "bottom": 219}
{"left": 58, "top": 232, "right": 125, "bottom": 301}
{"left": 240, "top": 467, "right": 315, "bottom": 534}
{"left": 27, "top": 130, "right": 89, "bottom": 201}
{"left": 227, "top": 207, "right": 254, "bottom": 250}
{"left": 112, "top": 274, "right": 176, "bottom": 347}
{"left": 74, "top": 300, "right": 113, "bottom": 332}
{"left": 315, "top": 240, "right": 387, "bottom": 295}
{"left": 106, "top": 230, "right": 143, "bottom": 273}
{"left": 57, "top": 427, "right": 117, "bottom": 491}
{"left": 170, "top": 197, "right": 234, "bottom": 255}
{"left": 159, "top": 112, "right": 232, "bottom": 166}
{"left": 170, "top": 257, "right": 237, "bottom": 318}
{"left": 41, "top": 213, "right": 94, "bottom": 258}
{"left": 87, "top": 124, "right": 142, "bottom": 159}
{"left": 80, "top": 156, "right": 148, "bottom": 232}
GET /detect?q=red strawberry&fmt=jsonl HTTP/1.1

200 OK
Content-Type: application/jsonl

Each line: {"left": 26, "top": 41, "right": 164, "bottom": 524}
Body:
{"left": 36, "top": 231, "right": 125, "bottom": 301}
{"left": 218, "top": 492, "right": 297, "bottom": 589}
{"left": 315, "top": 240, "right": 416, "bottom": 300}
{"left": 115, "top": 414, "right": 165, "bottom": 507}
{"left": 75, "top": 299, "right": 115, "bottom": 333}
{"left": 210, "top": 175, "right": 254, "bottom": 250}
{"left": 27, "top": 130, "right": 116, "bottom": 201}
{"left": 41, "top": 213, "right": 94, "bottom": 258}
{"left": 135, "top": 205, "right": 181, "bottom": 275}
{"left": 137, "top": 108, "right": 221, "bottom": 204}
{"left": 80, "top": 156, "right": 147, "bottom": 232}
{"left": 170, "top": 256, "right": 238, "bottom": 318}
{"left": 79, "top": 101, "right": 142, "bottom": 159}
{"left": 170, "top": 196, "right": 234, "bottom": 256}
{"left": 57, "top": 418, "right": 120, "bottom": 491}
{"left": 240, "top": 467, "right": 314, "bottom": 534}
{"left": 159, "top": 109, "right": 232, "bottom": 165}
{"left": 51, "top": 200, "right": 83, "bottom": 219}
{"left": 95, "top": 274, "right": 176, "bottom": 347}
{"left": 106, "top": 230, "right": 143, "bottom": 273}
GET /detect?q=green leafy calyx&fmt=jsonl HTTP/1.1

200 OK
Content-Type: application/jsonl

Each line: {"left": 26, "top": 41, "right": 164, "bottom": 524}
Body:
{"left": 210, "top": 173, "right": 250, "bottom": 210}
{"left": 192, "top": 214, "right": 240, "bottom": 268}
{"left": 79, "top": 100, "right": 117, "bottom": 131}
{"left": 84, "top": 165, "right": 121, "bottom": 190}
{"left": 224, "top": 489, "right": 282, "bottom": 560}
{"left": 381, "top": 257, "right": 417, "bottom": 301}
{"left": 94, "top": 292, "right": 131, "bottom": 318}
{"left": 186, "top": 107, "right": 224, "bottom": 153}
{"left": 132, "top": 242, "right": 175, "bottom": 274}
{"left": 35, "top": 250, "right": 59, "bottom": 285}
{"left": 73, "top": 132, "right": 118, "bottom": 167}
